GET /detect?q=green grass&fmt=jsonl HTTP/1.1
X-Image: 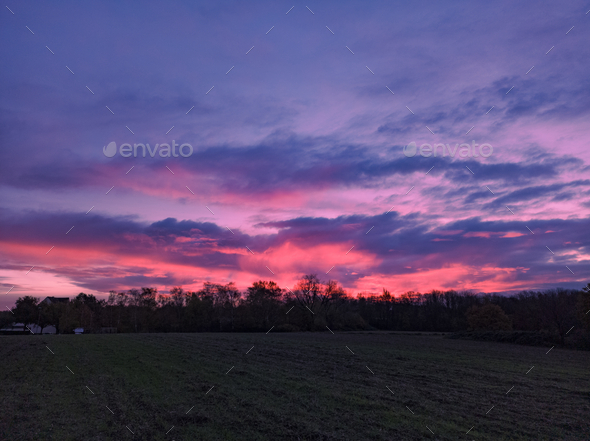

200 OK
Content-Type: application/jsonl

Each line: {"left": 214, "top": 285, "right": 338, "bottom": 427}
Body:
{"left": 1, "top": 332, "right": 588, "bottom": 440}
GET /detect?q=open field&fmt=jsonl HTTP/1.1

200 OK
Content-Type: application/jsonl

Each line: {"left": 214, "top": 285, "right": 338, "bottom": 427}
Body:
{"left": 1, "top": 332, "right": 589, "bottom": 440}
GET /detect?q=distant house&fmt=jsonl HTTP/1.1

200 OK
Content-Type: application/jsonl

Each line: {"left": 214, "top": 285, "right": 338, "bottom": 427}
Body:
{"left": 0, "top": 323, "right": 56, "bottom": 334}
{"left": 74, "top": 327, "right": 84, "bottom": 334}
{"left": 40, "top": 296, "right": 69, "bottom": 305}
{"left": 0, "top": 323, "right": 28, "bottom": 335}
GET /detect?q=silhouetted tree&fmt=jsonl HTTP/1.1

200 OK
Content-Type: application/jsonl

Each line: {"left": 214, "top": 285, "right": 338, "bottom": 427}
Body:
{"left": 214, "top": 283, "right": 241, "bottom": 331}
{"left": 577, "top": 283, "right": 590, "bottom": 332}
{"left": 294, "top": 274, "right": 323, "bottom": 329}
{"left": 0, "top": 310, "right": 12, "bottom": 330}
{"left": 245, "top": 280, "right": 282, "bottom": 330}
{"left": 73, "top": 293, "right": 102, "bottom": 331}
{"left": 7, "top": 280, "right": 586, "bottom": 345}
{"left": 294, "top": 274, "right": 322, "bottom": 309}
{"left": 14, "top": 296, "right": 39, "bottom": 333}
{"left": 538, "top": 289, "right": 578, "bottom": 344}
{"left": 37, "top": 302, "right": 53, "bottom": 333}
{"left": 322, "top": 280, "right": 347, "bottom": 326}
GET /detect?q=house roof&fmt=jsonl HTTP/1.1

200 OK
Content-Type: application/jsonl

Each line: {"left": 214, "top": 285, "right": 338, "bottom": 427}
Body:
{"left": 0, "top": 323, "right": 25, "bottom": 331}
{"left": 41, "top": 296, "right": 69, "bottom": 304}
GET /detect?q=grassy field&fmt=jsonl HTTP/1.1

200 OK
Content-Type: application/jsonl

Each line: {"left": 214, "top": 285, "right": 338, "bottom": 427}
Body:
{"left": 0, "top": 332, "right": 588, "bottom": 440}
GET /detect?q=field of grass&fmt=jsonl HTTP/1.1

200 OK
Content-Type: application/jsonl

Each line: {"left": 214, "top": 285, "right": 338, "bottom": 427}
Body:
{"left": 1, "top": 332, "right": 588, "bottom": 440}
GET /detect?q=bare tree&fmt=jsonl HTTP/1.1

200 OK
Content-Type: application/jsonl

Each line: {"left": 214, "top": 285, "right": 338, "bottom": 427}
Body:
{"left": 170, "top": 286, "right": 186, "bottom": 308}
{"left": 293, "top": 274, "right": 322, "bottom": 311}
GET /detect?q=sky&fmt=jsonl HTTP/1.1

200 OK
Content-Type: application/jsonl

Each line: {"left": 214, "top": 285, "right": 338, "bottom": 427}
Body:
{"left": 1, "top": 0, "right": 589, "bottom": 305}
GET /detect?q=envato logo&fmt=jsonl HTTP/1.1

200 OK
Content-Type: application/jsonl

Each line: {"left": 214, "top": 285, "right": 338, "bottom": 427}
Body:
{"left": 103, "top": 141, "right": 193, "bottom": 158}
{"left": 403, "top": 141, "right": 493, "bottom": 158}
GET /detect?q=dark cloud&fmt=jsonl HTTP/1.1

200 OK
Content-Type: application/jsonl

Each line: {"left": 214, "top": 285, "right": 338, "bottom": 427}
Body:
{"left": 480, "top": 179, "right": 590, "bottom": 207}
{"left": 2, "top": 209, "right": 587, "bottom": 292}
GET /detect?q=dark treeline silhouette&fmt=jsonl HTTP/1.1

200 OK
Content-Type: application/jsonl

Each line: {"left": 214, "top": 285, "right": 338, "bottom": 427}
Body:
{"left": 3, "top": 275, "right": 590, "bottom": 347}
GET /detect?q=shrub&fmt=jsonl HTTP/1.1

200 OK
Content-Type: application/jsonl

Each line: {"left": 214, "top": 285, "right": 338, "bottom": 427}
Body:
{"left": 274, "top": 323, "right": 300, "bottom": 332}
{"left": 466, "top": 303, "right": 512, "bottom": 331}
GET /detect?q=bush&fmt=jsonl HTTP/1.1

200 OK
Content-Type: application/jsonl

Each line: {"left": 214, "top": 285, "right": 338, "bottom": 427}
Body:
{"left": 466, "top": 303, "right": 512, "bottom": 331}
{"left": 448, "top": 330, "right": 558, "bottom": 346}
{"left": 274, "top": 324, "right": 300, "bottom": 332}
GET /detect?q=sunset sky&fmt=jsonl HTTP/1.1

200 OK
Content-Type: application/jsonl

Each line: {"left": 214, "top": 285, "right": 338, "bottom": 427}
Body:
{"left": 1, "top": 0, "right": 589, "bottom": 305}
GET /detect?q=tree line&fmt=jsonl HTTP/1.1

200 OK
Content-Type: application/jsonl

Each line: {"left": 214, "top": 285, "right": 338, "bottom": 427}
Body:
{"left": 3, "top": 275, "right": 590, "bottom": 345}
